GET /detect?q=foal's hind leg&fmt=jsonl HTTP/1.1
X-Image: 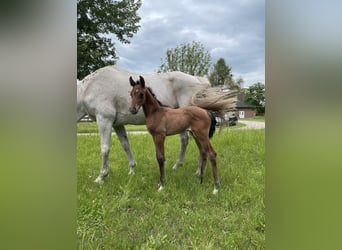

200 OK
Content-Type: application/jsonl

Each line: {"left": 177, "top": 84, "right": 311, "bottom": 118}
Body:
{"left": 172, "top": 131, "right": 189, "bottom": 170}
{"left": 193, "top": 132, "right": 219, "bottom": 195}
{"left": 95, "top": 115, "right": 114, "bottom": 184}
{"left": 191, "top": 133, "right": 207, "bottom": 181}
{"left": 207, "top": 143, "right": 219, "bottom": 194}
{"left": 113, "top": 125, "right": 137, "bottom": 175}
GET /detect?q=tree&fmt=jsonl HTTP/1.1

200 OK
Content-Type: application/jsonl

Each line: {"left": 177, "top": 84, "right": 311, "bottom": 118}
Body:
{"left": 77, "top": 0, "right": 141, "bottom": 79}
{"left": 209, "top": 58, "right": 242, "bottom": 89}
{"left": 158, "top": 41, "right": 211, "bottom": 76}
{"left": 209, "top": 58, "right": 232, "bottom": 86}
{"left": 244, "top": 82, "right": 265, "bottom": 115}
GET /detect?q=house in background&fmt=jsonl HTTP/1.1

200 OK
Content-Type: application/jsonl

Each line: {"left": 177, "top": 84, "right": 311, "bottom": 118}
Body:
{"left": 233, "top": 92, "right": 256, "bottom": 118}
{"left": 221, "top": 86, "right": 257, "bottom": 118}
{"left": 234, "top": 100, "right": 256, "bottom": 118}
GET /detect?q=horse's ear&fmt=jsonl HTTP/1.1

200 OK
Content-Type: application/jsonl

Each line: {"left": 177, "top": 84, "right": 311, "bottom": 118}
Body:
{"left": 129, "top": 76, "right": 136, "bottom": 87}
{"left": 139, "top": 76, "right": 145, "bottom": 88}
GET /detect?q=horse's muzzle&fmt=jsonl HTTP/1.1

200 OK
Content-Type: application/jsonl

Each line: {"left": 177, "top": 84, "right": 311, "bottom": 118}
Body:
{"left": 129, "top": 107, "right": 139, "bottom": 114}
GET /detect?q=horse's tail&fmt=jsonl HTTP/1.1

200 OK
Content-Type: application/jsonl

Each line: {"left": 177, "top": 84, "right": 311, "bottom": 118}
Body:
{"left": 208, "top": 111, "right": 216, "bottom": 138}
{"left": 191, "top": 87, "right": 238, "bottom": 131}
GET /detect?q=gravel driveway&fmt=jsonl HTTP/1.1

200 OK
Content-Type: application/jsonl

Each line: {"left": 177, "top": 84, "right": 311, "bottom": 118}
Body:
{"left": 238, "top": 120, "right": 265, "bottom": 129}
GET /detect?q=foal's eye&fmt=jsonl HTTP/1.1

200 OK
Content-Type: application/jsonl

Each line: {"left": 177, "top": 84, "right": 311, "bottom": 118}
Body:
{"left": 139, "top": 93, "right": 144, "bottom": 99}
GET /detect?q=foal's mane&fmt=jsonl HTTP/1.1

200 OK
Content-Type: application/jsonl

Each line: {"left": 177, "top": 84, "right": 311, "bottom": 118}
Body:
{"left": 146, "top": 87, "right": 169, "bottom": 107}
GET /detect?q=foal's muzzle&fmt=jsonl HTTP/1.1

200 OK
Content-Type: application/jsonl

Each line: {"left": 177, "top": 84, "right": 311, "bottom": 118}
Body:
{"left": 129, "top": 106, "right": 139, "bottom": 114}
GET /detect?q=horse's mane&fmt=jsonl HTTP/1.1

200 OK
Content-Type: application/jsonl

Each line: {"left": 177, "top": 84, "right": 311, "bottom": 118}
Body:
{"left": 147, "top": 87, "right": 170, "bottom": 107}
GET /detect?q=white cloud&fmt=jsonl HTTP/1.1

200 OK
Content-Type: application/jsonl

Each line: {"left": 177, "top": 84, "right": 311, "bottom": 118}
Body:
{"left": 113, "top": 0, "right": 264, "bottom": 86}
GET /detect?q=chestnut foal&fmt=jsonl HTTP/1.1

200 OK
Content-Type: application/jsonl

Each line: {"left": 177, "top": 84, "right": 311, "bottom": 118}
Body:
{"left": 129, "top": 76, "right": 219, "bottom": 194}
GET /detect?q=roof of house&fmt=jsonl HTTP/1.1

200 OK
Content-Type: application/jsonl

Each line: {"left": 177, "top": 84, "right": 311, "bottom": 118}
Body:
{"left": 236, "top": 92, "right": 256, "bottom": 109}
{"left": 236, "top": 100, "right": 256, "bottom": 109}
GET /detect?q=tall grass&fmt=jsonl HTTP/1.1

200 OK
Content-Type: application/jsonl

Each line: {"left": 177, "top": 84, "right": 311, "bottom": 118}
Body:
{"left": 77, "top": 128, "right": 265, "bottom": 249}
{"left": 77, "top": 122, "right": 245, "bottom": 134}
{"left": 77, "top": 122, "right": 148, "bottom": 134}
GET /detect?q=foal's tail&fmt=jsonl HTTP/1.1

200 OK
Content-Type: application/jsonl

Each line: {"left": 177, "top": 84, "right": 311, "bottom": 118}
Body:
{"left": 208, "top": 111, "right": 216, "bottom": 138}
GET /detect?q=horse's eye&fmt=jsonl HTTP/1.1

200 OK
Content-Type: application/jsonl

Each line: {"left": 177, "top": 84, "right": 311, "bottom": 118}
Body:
{"left": 139, "top": 93, "right": 144, "bottom": 99}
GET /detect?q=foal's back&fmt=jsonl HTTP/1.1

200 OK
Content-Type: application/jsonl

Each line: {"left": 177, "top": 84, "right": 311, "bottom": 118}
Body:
{"left": 148, "top": 105, "right": 211, "bottom": 136}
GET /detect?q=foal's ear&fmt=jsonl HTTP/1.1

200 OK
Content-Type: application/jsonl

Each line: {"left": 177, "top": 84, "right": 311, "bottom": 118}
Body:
{"left": 139, "top": 76, "right": 145, "bottom": 88}
{"left": 129, "top": 76, "right": 136, "bottom": 87}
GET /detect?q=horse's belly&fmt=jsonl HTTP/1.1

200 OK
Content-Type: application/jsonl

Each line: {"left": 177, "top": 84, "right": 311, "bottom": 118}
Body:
{"left": 115, "top": 112, "right": 146, "bottom": 125}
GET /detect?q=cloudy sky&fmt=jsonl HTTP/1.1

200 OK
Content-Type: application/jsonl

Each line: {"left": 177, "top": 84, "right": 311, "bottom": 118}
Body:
{"left": 112, "top": 0, "right": 264, "bottom": 87}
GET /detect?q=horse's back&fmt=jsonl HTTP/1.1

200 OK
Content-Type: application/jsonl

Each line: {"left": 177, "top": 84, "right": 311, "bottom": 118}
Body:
{"left": 76, "top": 67, "right": 130, "bottom": 121}
{"left": 80, "top": 66, "right": 131, "bottom": 93}
{"left": 77, "top": 66, "right": 210, "bottom": 123}
{"left": 146, "top": 71, "right": 209, "bottom": 107}
{"left": 79, "top": 66, "right": 208, "bottom": 107}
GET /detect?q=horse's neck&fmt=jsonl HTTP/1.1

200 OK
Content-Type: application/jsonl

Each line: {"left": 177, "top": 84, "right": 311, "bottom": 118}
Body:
{"left": 142, "top": 90, "right": 161, "bottom": 117}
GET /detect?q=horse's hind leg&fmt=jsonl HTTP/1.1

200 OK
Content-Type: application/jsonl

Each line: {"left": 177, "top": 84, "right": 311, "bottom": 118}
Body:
{"left": 113, "top": 125, "right": 137, "bottom": 174}
{"left": 95, "top": 115, "right": 114, "bottom": 184}
{"left": 172, "top": 131, "right": 189, "bottom": 170}
{"left": 76, "top": 101, "right": 86, "bottom": 122}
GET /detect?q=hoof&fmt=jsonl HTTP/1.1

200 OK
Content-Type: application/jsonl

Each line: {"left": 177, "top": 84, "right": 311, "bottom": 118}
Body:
{"left": 95, "top": 176, "right": 104, "bottom": 184}
{"left": 128, "top": 168, "right": 135, "bottom": 175}
{"left": 212, "top": 188, "right": 218, "bottom": 195}
{"left": 158, "top": 185, "right": 163, "bottom": 192}
{"left": 172, "top": 162, "right": 182, "bottom": 170}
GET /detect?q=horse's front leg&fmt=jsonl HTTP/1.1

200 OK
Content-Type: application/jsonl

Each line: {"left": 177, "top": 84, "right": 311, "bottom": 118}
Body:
{"left": 95, "top": 115, "right": 114, "bottom": 184}
{"left": 172, "top": 131, "right": 189, "bottom": 170}
{"left": 153, "top": 134, "right": 166, "bottom": 191}
{"left": 113, "top": 125, "right": 137, "bottom": 174}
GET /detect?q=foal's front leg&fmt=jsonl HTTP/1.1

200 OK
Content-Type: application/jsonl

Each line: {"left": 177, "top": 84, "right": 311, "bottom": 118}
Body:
{"left": 153, "top": 134, "right": 166, "bottom": 191}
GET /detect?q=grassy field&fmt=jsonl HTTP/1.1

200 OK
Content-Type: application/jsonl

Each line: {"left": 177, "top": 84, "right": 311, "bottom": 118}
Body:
{"left": 77, "top": 121, "right": 246, "bottom": 134}
{"left": 77, "top": 128, "right": 265, "bottom": 249}
{"left": 77, "top": 122, "right": 149, "bottom": 134}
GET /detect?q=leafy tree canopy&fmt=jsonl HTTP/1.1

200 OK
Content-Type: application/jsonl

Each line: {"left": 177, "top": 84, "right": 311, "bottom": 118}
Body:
{"left": 77, "top": 0, "right": 141, "bottom": 79}
{"left": 158, "top": 41, "right": 211, "bottom": 76}
{"left": 209, "top": 58, "right": 242, "bottom": 89}
{"left": 244, "top": 82, "right": 265, "bottom": 115}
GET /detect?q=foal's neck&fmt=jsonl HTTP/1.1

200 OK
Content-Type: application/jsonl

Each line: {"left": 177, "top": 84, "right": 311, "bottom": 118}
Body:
{"left": 142, "top": 88, "right": 162, "bottom": 117}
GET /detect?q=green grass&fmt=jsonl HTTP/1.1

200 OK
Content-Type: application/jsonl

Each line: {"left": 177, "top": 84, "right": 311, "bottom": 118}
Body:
{"left": 77, "top": 128, "right": 265, "bottom": 249}
{"left": 77, "top": 122, "right": 148, "bottom": 134}
{"left": 77, "top": 122, "right": 247, "bottom": 134}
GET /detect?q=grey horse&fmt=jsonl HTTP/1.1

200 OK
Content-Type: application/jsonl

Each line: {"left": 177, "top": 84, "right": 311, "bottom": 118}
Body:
{"left": 77, "top": 66, "right": 211, "bottom": 183}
